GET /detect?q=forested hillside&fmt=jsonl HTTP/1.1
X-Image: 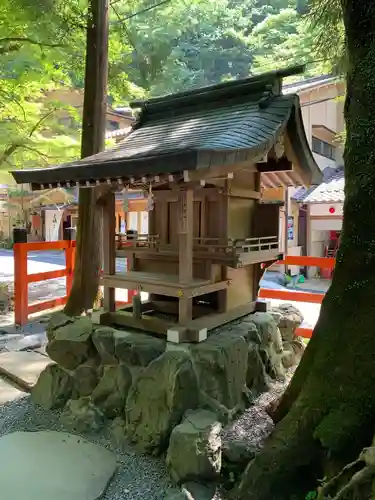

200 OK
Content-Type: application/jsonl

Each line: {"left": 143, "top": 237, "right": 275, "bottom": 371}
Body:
{"left": 0, "top": 0, "right": 329, "bottom": 179}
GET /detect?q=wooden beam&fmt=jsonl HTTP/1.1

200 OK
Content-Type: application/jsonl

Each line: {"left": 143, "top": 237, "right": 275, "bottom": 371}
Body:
{"left": 116, "top": 299, "right": 216, "bottom": 320}
{"left": 182, "top": 162, "right": 257, "bottom": 183}
{"left": 100, "top": 301, "right": 257, "bottom": 341}
{"left": 279, "top": 171, "right": 292, "bottom": 187}
{"left": 262, "top": 174, "right": 278, "bottom": 189}
{"left": 101, "top": 310, "right": 172, "bottom": 336}
{"left": 256, "top": 157, "right": 293, "bottom": 173}
{"left": 186, "top": 301, "right": 257, "bottom": 338}
{"left": 101, "top": 274, "right": 229, "bottom": 298}
{"left": 227, "top": 187, "right": 261, "bottom": 200}
{"left": 154, "top": 188, "right": 219, "bottom": 202}
{"left": 189, "top": 279, "right": 231, "bottom": 298}
{"left": 102, "top": 191, "right": 116, "bottom": 312}
{"left": 310, "top": 215, "right": 343, "bottom": 221}
{"left": 269, "top": 172, "right": 287, "bottom": 188}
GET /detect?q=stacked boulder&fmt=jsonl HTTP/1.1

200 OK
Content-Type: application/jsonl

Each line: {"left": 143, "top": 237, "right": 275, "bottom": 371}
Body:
{"left": 32, "top": 304, "right": 304, "bottom": 491}
{"left": 269, "top": 303, "right": 305, "bottom": 368}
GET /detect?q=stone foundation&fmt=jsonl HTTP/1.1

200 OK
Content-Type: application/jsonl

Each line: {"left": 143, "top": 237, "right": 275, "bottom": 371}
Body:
{"left": 32, "top": 304, "right": 305, "bottom": 488}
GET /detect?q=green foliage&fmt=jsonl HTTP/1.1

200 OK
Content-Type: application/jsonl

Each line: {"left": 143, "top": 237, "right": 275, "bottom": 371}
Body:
{"left": 0, "top": 0, "right": 140, "bottom": 178}
{"left": 112, "top": 0, "right": 327, "bottom": 95}
{"left": 0, "top": 0, "right": 83, "bottom": 177}
{"left": 308, "top": 0, "right": 344, "bottom": 71}
{"left": 0, "top": 0, "right": 339, "bottom": 179}
{"left": 305, "top": 491, "right": 317, "bottom": 500}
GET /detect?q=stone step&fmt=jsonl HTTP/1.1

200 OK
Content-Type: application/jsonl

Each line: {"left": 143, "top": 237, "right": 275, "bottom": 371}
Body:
{"left": 0, "top": 431, "right": 117, "bottom": 500}
{"left": 0, "top": 351, "right": 53, "bottom": 391}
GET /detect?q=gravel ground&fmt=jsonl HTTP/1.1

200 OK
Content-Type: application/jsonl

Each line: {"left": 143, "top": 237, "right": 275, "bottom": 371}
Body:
{"left": 0, "top": 396, "right": 178, "bottom": 500}
{"left": 223, "top": 371, "right": 294, "bottom": 450}
{"left": 0, "top": 374, "right": 293, "bottom": 500}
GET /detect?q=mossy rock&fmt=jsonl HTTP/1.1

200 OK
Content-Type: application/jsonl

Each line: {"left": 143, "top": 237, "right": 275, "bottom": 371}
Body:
{"left": 191, "top": 332, "right": 248, "bottom": 410}
{"left": 32, "top": 364, "right": 73, "bottom": 410}
{"left": 92, "top": 364, "right": 132, "bottom": 418}
{"left": 46, "top": 317, "right": 94, "bottom": 370}
{"left": 126, "top": 350, "right": 199, "bottom": 454}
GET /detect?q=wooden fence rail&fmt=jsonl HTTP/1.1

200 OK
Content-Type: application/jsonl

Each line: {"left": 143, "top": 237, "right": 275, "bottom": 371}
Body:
{"left": 259, "top": 255, "right": 335, "bottom": 338}
{"left": 13, "top": 236, "right": 335, "bottom": 333}
{"left": 14, "top": 235, "right": 135, "bottom": 326}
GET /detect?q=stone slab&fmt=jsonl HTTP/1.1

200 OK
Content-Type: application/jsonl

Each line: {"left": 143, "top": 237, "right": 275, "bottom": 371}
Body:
{"left": 35, "top": 344, "right": 48, "bottom": 357}
{"left": 0, "top": 334, "right": 24, "bottom": 345}
{"left": 4, "top": 333, "right": 47, "bottom": 352}
{"left": 0, "top": 350, "right": 53, "bottom": 391}
{"left": 0, "top": 377, "right": 26, "bottom": 404}
{"left": 0, "top": 431, "right": 117, "bottom": 500}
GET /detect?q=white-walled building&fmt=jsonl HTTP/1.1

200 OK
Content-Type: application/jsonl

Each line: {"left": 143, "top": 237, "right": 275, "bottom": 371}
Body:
{"left": 263, "top": 74, "right": 345, "bottom": 275}
{"left": 293, "top": 166, "right": 344, "bottom": 277}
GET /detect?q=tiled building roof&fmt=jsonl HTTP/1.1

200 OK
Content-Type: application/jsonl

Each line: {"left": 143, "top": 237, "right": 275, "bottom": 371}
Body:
{"left": 105, "top": 127, "right": 132, "bottom": 140}
{"left": 282, "top": 74, "right": 339, "bottom": 94}
{"left": 293, "top": 166, "right": 344, "bottom": 203}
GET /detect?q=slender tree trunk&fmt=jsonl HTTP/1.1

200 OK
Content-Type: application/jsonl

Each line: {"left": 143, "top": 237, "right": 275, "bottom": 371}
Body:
{"left": 64, "top": 0, "right": 109, "bottom": 316}
{"left": 234, "top": 2, "right": 375, "bottom": 498}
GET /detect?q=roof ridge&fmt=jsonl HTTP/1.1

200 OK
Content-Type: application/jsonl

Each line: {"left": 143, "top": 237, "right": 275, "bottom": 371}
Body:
{"left": 131, "top": 65, "right": 305, "bottom": 112}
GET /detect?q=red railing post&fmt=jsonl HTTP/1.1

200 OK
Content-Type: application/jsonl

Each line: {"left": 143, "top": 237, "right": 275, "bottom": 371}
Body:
{"left": 64, "top": 228, "right": 76, "bottom": 297}
{"left": 13, "top": 228, "right": 28, "bottom": 326}
{"left": 127, "top": 289, "right": 136, "bottom": 304}
{"left": 258, "top": 254, "right": 336, "bottom": 339}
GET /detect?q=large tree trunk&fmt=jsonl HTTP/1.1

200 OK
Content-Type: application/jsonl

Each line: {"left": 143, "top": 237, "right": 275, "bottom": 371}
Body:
{"left": 234, "top": 2, "right": 375, "bottom": 499}
{"left": 64, "top": 0, "right": 109, "bottom": 316}
{"left": 64, "top": 188, "right": 103, "bottom": 315}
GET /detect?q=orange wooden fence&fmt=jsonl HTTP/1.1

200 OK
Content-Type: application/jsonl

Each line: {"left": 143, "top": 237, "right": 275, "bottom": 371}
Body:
{"left": 14, "top": 241, "right": 334, "bottom": 333}
{"left": 259, "top": 255, "right": 335, "bottom": 338}
{"left": 14, "top": 239, "right": 135, "bottom": 326}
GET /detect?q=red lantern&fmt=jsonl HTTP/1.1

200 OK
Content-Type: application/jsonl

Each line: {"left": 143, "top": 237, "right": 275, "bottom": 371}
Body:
{"left": 329, "top": 206, "right": 335, "bottom": 214}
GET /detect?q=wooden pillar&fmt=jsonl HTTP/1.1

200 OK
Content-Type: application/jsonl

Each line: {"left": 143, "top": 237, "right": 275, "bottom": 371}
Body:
{"left": 137, "top": 211, "right": 142, "bottom": 235}
{"left": 306, "top": 204, "right": 312, "bottom": 278}
{"left": 13, "top": 228, "right": 28, "bottom": 326}
{"left": 254, "top": 171, "right": 261, "bottom": 194}
{"left": 252, "top": 171, "right": 262, "bottom": 300}
{"left": 178, "top": 188, "right": 193, "bottom": 324}
{"left": 159, "top": 201, "right": 168, "bottom": 244}
{"left": 284, "top": 186, "right": 289, "bottom": 274}
{"left": 218, "top": 180, "right": 229, "bottom": 312}
{"left": 103, "top": 191, "right": 116, "bottom": 312}
{"left": 132, "top": 293, "right": 142, "bottom": 319}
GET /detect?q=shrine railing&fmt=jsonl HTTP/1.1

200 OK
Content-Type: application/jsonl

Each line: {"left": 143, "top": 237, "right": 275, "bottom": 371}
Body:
{"left": 115, "top": 234, "right": 280, "bottom": 255}
{"left": 14, "top": 234, "right": 136, "bottom": 326}
{"left": 14, "top": 239, "right": 76, "bottom": 326}
{"left": 116, "top": 233, "right": 159, "bottom": 249}
{"left": 234, "top": 236, "right": 279, "bottom": 253}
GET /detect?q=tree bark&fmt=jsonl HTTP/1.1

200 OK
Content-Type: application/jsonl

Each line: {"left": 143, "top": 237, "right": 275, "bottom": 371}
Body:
{"left": 64, "top": 0, "right": 109, "bottom": 316}
{"left": 234, "top": 1, "right": 375, "bottom": 499}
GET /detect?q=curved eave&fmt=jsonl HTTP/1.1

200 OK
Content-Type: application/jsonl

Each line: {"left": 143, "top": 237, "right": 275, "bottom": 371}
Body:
{"left": 287, "top": 100, "right": 322, "bottom": 186}
{"left": 10, "top": 95, "right": 322, "bottom": 191}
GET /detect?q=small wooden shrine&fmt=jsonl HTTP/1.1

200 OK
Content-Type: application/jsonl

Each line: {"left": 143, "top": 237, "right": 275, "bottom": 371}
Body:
{"left": 12, "top": 65, "right": 321, "bottom": 342}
